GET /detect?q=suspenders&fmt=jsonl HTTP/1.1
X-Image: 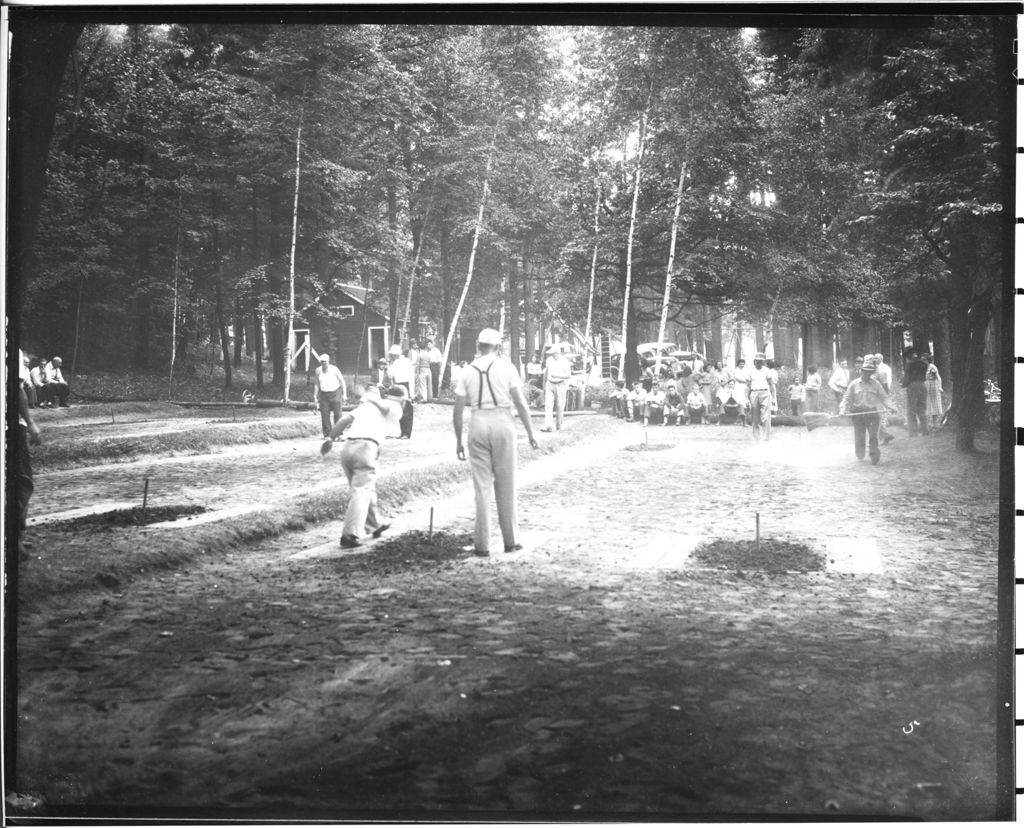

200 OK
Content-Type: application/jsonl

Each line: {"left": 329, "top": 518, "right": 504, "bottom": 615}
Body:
{"left": 472, "top": 363, "right": 499, "bottom": 409}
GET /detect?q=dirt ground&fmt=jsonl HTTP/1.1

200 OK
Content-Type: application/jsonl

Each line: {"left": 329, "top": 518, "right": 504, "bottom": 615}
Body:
{"left": 10, "top": 405, "right": 1005, "bottom": 820}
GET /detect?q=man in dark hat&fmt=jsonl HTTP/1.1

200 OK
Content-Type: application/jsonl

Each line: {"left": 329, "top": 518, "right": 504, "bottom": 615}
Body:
{"left": 839, "top": 358, "right": 896, "bottom": 465}
{"left": 321, "top": 383, "right": 406, "bottom": 548}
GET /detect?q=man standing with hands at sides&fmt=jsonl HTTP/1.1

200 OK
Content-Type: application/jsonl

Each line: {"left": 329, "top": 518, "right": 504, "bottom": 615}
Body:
{"left": 453, "top": 328, "right": 539, "bottom": 558}
{"left": 314, "top": 353, "right": 347, "bottom": 439}
{"left": 321, "top": 383, "right": 405, "bottom": 548}
{"left": 387, "top": 344, "right": 415, "bottom": 438}
{"left": 427, "top": 338, "right": 444, "bottom": 399}
{"left": 746, "top": 352, "right": 776, "bottom": 441}
{"left": 541, "top": 345, "right": 572, "bottom": 432}
{"left": 829, "top": 358, "right": 849, "bottom": 409}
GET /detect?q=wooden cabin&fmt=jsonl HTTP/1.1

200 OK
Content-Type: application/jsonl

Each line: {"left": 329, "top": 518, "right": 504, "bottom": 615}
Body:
{"left": 297, "top": 284, "right": 391, "bottom": 376}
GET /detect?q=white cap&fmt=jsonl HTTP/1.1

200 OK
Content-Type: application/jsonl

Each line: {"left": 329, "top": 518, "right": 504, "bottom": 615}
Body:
{"left": 388, "top": 344, "right": 403, "bottom": 356}
{"left": 477, "top": 328, "right": 501, "bottom": 346}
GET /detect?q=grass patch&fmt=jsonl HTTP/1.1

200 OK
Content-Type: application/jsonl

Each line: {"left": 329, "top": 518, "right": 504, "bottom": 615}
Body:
{"left": 33, "top": 418, "right": 322, "bottom": 471}
{"left": 52, "top": 505, "right": 207, "bottom": 530}
{"left": 689, "top": 539, "right": 824, "bottom": 573}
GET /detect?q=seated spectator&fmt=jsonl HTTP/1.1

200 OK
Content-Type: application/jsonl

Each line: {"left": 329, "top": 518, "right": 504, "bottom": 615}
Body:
{"left": 625, "top": 382, "right": 646, "bottom": 422}
{"left": 643, "top": 385, "right": 666, "bottom": 426}
{"left": 677, "top": 365, "right": 696, "bottom": 399}
{"left": 717, "top": 380, "right": 743, "bottom": 425}
{"left": 609, "top": 380, "right": 626, "bottom": 418}
{"left": 43, "top": 356, "right": 70, "bottom": 407}
{"left": 685, "top": 386, "right": 708, "bottom": 424}
{"left": 663, "top": 382, "right": 685, "bottom": 425}
{"left": 787, "top": 380, "right": 806, "bottom": 416}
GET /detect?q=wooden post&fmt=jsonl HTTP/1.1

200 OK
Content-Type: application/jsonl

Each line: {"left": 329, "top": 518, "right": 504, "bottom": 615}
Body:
{"left": 756, "top": 512, "right": 760, "bottom": 552}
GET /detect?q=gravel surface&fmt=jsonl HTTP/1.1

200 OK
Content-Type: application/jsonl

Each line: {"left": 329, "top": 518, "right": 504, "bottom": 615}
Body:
{"left": 11, "top": 413, "right": 1003, "bottom": 820}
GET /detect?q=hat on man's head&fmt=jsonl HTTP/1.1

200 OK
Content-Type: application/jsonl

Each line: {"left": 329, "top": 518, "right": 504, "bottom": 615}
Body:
{"left": 319, "top": 353, "right": 330, "bottom": 361}
{"left": 477, "top": 328, "right": 501, "bottom": 346}
{"left": 52, "top": 357, "right": 62, "bottom": 364}
{"left": 753, "top": 352, "right": 765, "bottom": 361}
{"left": 860, "top": 360, "right": 876, "bottom": 372}
{"left": 377, "top": 357, "right": 388, "bottom": 365}
{"left": 388, "top": 344, "right": 403, "bottom": 356}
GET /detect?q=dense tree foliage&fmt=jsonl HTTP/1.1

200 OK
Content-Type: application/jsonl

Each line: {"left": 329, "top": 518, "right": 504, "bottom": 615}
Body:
{"left": 12, "top": 15, "right": 1011, "bottom": 449}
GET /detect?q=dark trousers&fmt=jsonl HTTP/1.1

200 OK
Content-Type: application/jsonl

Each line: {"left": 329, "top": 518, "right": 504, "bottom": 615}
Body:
{"left": 430, "top": 363, "right": 440, "bottom": 398}
{"left": 397, "top": 382, "right": 414, "bottom": 437}
{"left": 905, "top": 382, "right": 928, "bottom": 435}
{"left": 790, "top": 400, "right": 803, "bottom": 416}
{"left": 43, "top": 382, "right": 69, "bottom": 407}
{"left": 851, "top": 410, "right": 881, "bottom": 462}
{"left": 317, "top": 389, "right": 344, "bottom": 437}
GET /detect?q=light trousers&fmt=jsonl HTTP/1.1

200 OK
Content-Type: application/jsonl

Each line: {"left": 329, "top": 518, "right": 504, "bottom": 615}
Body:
{"left": 544, "top": 381, "right": 567, "bottom": 430}
{"left": 415, "top": 370, "right": 431, "bottom": 402}
{"left": 467, "top": 408, "right": 518, "bottom": 553}
{"left": 340, "top": 439, "right": 383, "bottom": 538}
{"left": 750, "top": 389, "right": 773, "bottom": 441}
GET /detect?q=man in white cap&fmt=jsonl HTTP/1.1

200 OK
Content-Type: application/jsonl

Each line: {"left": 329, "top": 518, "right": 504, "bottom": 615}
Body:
{"left": 541, "top": 344, "right": 572, "bottom": 432}
{"left": 322, "top": 384, "right": 406, "bottom": 548}
{"left": 746, "top": 352, "right": 776, "bottom": 441}
{"left": 839, "top": 357, "right": 896, "bottom": 465}
{"left": 453, "top": 328, "right": 539, "bottom": 557}
{"left": 314, "top": 353, "right": 347, "bottom": 438}
{"left": 387, "top": 343, "right": 415, "bottom": 438}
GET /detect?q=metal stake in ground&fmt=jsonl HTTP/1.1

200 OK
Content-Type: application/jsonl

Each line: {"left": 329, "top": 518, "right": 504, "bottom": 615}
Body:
{"left": 142, "top": 478, "right": 150, "bottom": 513}
{"left": 756, "top": 511, "right": 760, "bottom": 553}
{"left": 429, "top": 507, "right": 434, "bottom": 542}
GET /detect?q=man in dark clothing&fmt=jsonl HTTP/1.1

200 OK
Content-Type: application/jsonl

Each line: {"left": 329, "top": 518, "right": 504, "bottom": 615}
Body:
{"left": 902, "top": 350, "right": 930, "bottom": 436}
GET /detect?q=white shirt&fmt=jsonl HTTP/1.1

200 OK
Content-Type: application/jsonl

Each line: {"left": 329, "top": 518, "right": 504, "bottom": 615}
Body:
{"left": 44, "top": 361, "right": 66, "bottom": 384}
{"left": 748, "top": 365, "right": 773, "bottom": 392}
{"left": 686, "top": 390, "right": 705, "bottom": 407}
{"left": 347, "top": 392, "right": 402, "bottom": 443}
{"left": 544, "top": 354, "right": 572, "bottom": 384}
{"left": 388, "top": 355, "right": 414, "bottom": 385}
{"left": 315, "top": 363, "right": 346, "bottom": 394}
{"left": 875, "top": 361, "right": 892, "bottom": 389}
{"left": 805, "top": 373, "right": 822, "bottom": 392}
{"left": 455, "top": 353, "right": 523, "bottom": 410}
{"left": 828, "top": 365, "right": 849, "bottom": 392}
{"left": 428, "top": 347, "right": 443, "bottom": 365}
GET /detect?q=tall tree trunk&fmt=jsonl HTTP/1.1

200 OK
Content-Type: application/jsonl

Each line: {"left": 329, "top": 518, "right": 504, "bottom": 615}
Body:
{"left": 233, "top": 296, "right": 244, "bottom": 368}
{"left": 734, "top": 322, "right": 743, "bottom": 364}
{"left": 70, "top": 275, "right": 86, "bottom": 379}
{"left": 583, "top": 177, "right": 601, "bottom": 370}
{"left": 522, "top": 251, "right": 534, "bottom": 363}
{"left": 655, "top": 161, "right": 686, "bottom": 375}
{"left": 709, "top": 309, "right": 723, "bottom": 363}
{"left": 440, "top": 118, "right": 500, "bottom": 377}
{"left": 167, "top": 185, "right": 183, "bottom": 398}
{"left": 267, "top": 187, "right": 285, "bottom": 384}
{"left": 439, "top": 205, "right": 452, "bottom": 353}
{"left": 253, "top": 309, "right": 264, "bottom": 389}
{"left": 214, "top": 279, "right": 233, "bottom": 390}
{"left": 754, "top": 322, "right": 765, "bottom": 354}
{"left": 283, "top": 117, "right": 302, "bottom": 403}
{"left": 619, "top": 106, "right": 648, "bottom": 378}
{"left": 508, "top": 256, "right": 520, "bottom": 368}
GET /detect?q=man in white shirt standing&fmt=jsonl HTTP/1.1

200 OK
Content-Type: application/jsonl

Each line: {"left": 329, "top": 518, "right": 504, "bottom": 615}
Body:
{"left": 314, "top": 353, "right": 347, "bottom": 439}
{"left": 387, "top": 344, "right": 415, "bottom": 438}
{"left": 828, "top": 358, "right": 849, "bottom": 409}
{"left": 746, "top": 352, "right": 776, "bottom": 441}
{"left": 427, "top": 338, "right": 444, "bottom": 398}
{"left": 541, "top": 345, "right": 572, "bottom": 432}
{"left": 872, "top": 352, "right": 895, "bottom": 444}
{"left": 321, "top": 384, "right": 405, "bottom": 548}
{"left": 453, "top": 328, "right": 539, "bottom": 557}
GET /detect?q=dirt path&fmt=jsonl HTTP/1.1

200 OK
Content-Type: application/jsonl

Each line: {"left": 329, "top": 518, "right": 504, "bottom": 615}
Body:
{"left": 12, "top": 418, "right": 1001, "bottom": 819}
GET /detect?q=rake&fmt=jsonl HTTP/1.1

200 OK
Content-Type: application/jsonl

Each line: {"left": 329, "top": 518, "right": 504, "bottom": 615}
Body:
{"left": 803, "top": 410, "right": 887, "bottom": 432}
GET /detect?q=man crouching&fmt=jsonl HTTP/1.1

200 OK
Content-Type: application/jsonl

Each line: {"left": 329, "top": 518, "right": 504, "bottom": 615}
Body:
{"left": 321, "top": 384, "right": 406, "bottom": 548}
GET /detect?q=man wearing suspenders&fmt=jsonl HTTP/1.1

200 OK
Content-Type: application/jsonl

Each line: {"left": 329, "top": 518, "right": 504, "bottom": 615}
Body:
{"left": 453, "top": 328, "right": 539, "bottom": 557}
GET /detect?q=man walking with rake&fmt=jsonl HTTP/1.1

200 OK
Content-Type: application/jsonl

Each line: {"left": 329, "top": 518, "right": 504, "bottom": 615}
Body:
{"left": 838, "top": 358, "right": 897, "bottom": 465}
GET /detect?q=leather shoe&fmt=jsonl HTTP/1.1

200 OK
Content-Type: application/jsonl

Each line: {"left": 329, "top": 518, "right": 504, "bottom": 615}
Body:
{"left": 473, "top": 549, "right": 490, "bottom": 557}
{"left": 371, "top": 523, "right": 390, "bottom": 539}
{"left": 503, "top": 544, "right": 523, "bottom": 553}
{"left": 339, "top": 535, "right": 361, "bottom": 548}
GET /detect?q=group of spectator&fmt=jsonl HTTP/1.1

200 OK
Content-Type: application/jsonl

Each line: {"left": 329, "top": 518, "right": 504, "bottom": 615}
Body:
{"left": 21, "top": 353, "right": 70, "bottom": 408}
{"left": 608, "top": 356, "right": 782, "bottom": 430}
